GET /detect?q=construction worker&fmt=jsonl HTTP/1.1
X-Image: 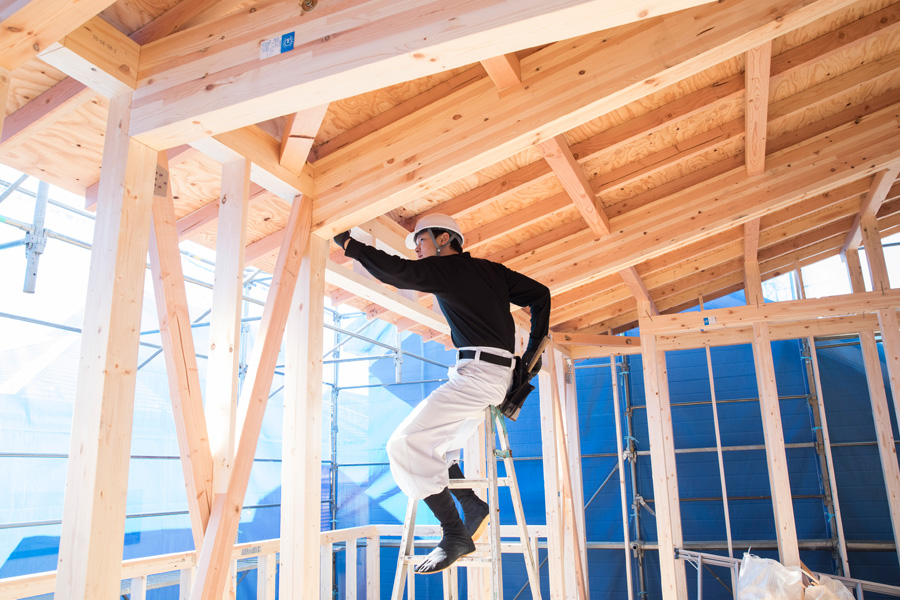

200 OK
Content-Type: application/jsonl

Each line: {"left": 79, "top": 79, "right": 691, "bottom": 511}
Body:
{"left": 334, "top": 213, "right": 550, "bottom": 574}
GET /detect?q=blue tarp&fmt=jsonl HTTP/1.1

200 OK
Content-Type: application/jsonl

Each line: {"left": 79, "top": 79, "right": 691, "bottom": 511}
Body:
{"left": 2, "top": 290, "right": 900, "bottom": 599}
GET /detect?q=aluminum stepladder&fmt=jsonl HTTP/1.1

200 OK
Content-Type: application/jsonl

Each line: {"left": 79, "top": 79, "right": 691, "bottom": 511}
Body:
{"left": 390, "top": 405, "right": 542, "bottom": 600}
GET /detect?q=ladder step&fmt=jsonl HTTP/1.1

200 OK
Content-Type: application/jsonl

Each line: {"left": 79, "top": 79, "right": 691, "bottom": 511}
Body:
{"left": 403, "top": 554, "right": 494, "bottom": 566}
{"left": 447, "top": 477, "right": 510, "bottom": 489}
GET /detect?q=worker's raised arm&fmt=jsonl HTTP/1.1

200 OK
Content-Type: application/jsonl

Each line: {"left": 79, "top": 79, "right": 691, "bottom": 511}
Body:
{"left": 505, "top": 267, "right": 551, "bottom": 369}
{"left": 339, "top": 236, "right": 447, "bottom": 294}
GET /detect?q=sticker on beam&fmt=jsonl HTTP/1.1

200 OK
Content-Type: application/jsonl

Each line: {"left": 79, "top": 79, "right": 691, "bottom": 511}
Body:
{"left": 260, "top": 32, "right": 295, "bottom": 59}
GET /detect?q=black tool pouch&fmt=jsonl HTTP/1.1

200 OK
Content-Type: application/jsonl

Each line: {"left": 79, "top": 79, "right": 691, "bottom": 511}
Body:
{"left": 499, "top": 356, "right": 535, "bottom": 421}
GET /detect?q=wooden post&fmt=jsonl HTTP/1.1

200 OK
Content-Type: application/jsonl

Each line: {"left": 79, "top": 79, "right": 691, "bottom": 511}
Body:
{"left": 148, "top": 150, "right": 214, "bottom": 552}
{"left": 751, "top": 322, "right": 801, "bottom": 566}
{"left": 861, "top": 213, "right": 890, "bottom": 292}
{"left": 191, "top": 195, "right": 313, "bottom": 600}
{"left": 280, "top": 233, "right": 327, "bottom": 598}
{"left": 205, "top": 158, "right": 250, "bottom": 495}
{"left": 843, "top": 248, "right": 867, "bottom": 293}
{"left": 54, "top": 93, "right": 158, "bottom": 599}
{"left": 538, "top": 358, "right": 566, "bottom": 599}
{"left": 638, "top": 330, "right": 687, "bottom": 599}
{"left": 463, "top": 419, "right": 490, "bottom": 599}
{"left": 256, "top": 553, "right": 277, "bottom": 600}
{"left": 859, "top": 329, "right": 900, "bottom": 569}
{"left": 346, "top": 539, "right": 357, "bottom": 600}
{"left": 366, "top": 534, "right": 380, "bottom": 600}
{"left": 558, "top": 351, "right": 589, "bottom": 599}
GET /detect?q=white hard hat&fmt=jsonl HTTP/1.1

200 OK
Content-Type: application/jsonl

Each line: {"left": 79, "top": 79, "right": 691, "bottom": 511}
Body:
{"left": 405, "top": 213, "right": 465, "bottom": 249}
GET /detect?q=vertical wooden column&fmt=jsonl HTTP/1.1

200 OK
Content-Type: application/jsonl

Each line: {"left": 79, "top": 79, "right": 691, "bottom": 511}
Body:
{"left": 861, "top": 214, "right": 890, "bottom": 291}
{"left": 842, "top": 248, "right": 867, "bottom": 292}
{"left": 751, "top": 322, "right": 801, "bottom": 566}
{"left": 55, "top": 93, "right": 159, "bottom": 599}
{"left": 148, "top": 151, "right": 214, "bottom": 551}
{"left": 281, "top": 233, "right": 327, "bottom": 599}
{"left": 558, "top": 351, "right": 589, "bottom": 599}
{"left": 463, "top": 420, "right": 490, "bottom": 599}
{"left": 638, "top": 329, "right": 686, "bottom": 599}
{"left": 858, "top": 214, "right": 900, "bottom": 568}
{"left": 205, "top": 158, "right": 251, "bottom": 495}
{"left": 538, "top": 359, "right": 566, "bottom": 600}
{"left": 858, "top": 329, "right": 900, "bottom": 569}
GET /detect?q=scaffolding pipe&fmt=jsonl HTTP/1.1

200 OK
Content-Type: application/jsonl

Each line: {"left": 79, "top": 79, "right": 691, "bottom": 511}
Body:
{"left": 621, "top": 356, "right": 647, "bottom": 597}
{"left": 704, "top": 347, "right": 734, "bottom": 561}
{"left": 0, "top": 174, "right": 28, "bottom": 203}
{"left": 610, "top": 357, "right": 634, "bottom": 599}
{"left": 807, "top": 337, "right": 851, "bottom": 576}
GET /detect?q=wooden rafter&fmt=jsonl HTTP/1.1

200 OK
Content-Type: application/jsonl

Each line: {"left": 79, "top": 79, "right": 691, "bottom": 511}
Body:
{"left": 842, "top": 163, "right": 900, "bottom": 253}
{"left": 481, "top": 53, "right": 522, "bottom": 89}
{"left": 538, "top": 134, "right": 610, "bottom": 237}
{"left": 308, "top": 0, "right": 863, "bottom": 235}
{"left": 744, "top": 41, "right": 771, "bottom": 177}
{"left": 279, "top": 104, "right": 329, "bottom": 172}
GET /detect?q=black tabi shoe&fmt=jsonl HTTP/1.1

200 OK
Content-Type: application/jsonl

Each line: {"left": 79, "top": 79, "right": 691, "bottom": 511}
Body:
{"left": 415, "top": 487, "right": 476, "bottom": 574}
{"left": 448, "top": 463, "right": 490, "bottom": 540}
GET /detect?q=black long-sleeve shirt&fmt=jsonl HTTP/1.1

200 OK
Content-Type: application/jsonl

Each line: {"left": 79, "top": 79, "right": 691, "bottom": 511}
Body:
{"left": 344, "top": 239, "right": 551, "bottom": 353}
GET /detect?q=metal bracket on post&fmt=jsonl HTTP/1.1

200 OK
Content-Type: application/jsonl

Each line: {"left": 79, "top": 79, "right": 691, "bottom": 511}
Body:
{"left": 154, "top": 166, "right": 169, "bottom": 197}
{"left": 23, "top": 181, "right": 49, "bottom": 293}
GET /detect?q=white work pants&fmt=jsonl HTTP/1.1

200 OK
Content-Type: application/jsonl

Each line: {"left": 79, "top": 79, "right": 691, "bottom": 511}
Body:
{"left": 386, "top": 347, "right": 515, "bottom": 499}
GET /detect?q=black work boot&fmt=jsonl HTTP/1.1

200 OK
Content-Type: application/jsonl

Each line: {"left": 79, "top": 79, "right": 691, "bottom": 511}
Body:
{"left": 415, "top": 487, "right": 476, "bottom": 574}
{"left": 448, "top": 463, "right": 490, "bottom": 540}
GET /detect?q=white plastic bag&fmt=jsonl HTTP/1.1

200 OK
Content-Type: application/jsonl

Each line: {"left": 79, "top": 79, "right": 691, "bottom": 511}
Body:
{"left": 736, "top": 552, "right": 803, "bottom": 600}
{"left": 805, "top": 575, "right": 855, "bottom": 600}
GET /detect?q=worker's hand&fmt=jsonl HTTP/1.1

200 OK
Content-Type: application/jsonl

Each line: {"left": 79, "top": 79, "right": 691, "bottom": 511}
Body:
{"left": 334, "top": 230, "right": 351, "bottom": 249}
{"left": 522, "top": 338, "right": 543, "bottom": 374}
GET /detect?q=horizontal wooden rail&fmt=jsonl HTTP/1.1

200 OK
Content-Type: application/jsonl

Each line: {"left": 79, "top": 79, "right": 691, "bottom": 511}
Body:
{"left": 0, "top": 524, "right": 549, "bottom": 599}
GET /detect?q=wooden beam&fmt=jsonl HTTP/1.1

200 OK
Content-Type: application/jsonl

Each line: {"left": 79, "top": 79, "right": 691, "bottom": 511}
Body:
{"left": 644, "top": 288, "right": 900, "bottom": 335}
{"left": 204, "top": 158, "right": 250, "bottom": 494}
{"left": 130, "top": 0, "right": 715, "bottom": 149}
{"left": 0, "top": 0, "right": 119, "bottom": 70}
{"left": 843, "top": 164, "right": 900, "bottom": 252}
{"left": 323, "top": 260, "right": 450, "bottom": 335}
{"left": 54, "top": 92, "right": 158, "bottom": 599}
{"left": 130, "top": 0, "right": 237, "bottom": 44}
{"left": 307, "top": 0, "right": 861, "bottom": 235}
{"left": 539, "top": 134, "right": 610, "bottom": 237}
{"left": 281, "top": 234, "right": 327, "bottom": 598}
{"left": 522, "top": 101, "right": 900, "bottom": 293}
{"left": 279, "top": 104, "right": 329, "bottom": 172}
{"left": 859, "top": 329, "right": 900, "bottom": 570}
{"left": 38, "top": 16, "right": 140, "bottom": 97}
{"left": 148, "top": 150, "right": 214, "bottom": 552}
{"left": 0, "top": 76, "right": 95, "bottom": 150}
{"left": 417, "top": 7, "right": 899, "bottom": 231}
{"left": 190, "top": 125, "right": 315, "bottom": 200}
{"left": 191, "top": 194, "right": 312, "bottom": 600}
{"left": 744, "top": 41, "right": 771, "bottom": 177}
{"left": 481, "top": 53, "right": 522, "bottom": 89}
{"left": 554, "top": 332, "right": 639, "bottom": 347}
{"left": 559, "top": 354, "right": 589, "bottom": 598}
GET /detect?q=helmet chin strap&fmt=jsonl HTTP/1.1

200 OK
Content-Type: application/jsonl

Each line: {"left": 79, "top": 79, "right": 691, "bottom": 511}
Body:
{"left": 425, "top": 229, "right": 452, "bottom": 255}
